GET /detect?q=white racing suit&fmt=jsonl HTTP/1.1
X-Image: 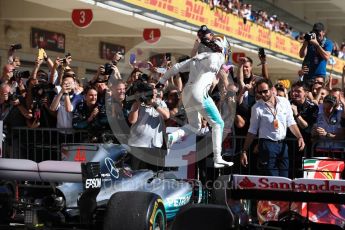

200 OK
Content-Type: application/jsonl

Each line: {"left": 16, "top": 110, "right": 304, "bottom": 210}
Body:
{"left": 159, "top": 52, "right": 233, "bottom": 168}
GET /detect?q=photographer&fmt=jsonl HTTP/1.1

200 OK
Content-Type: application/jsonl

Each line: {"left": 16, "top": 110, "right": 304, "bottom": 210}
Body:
{"left": 290, "top": 81, "right": 319, "bottom": 155}
{"left": 127, "top": 82, "right": 169, "bottom": 148}
{"left": 50, "top": 73, "right": 82, "bottom": 134}
{"left": 0, "top": 83, "right": 31, "bottom": 158}
{"left": 299, "top": 23, "right": 333, "bottom": 83}
{"left": 49, "top": 54, "right": 72, "bottom": 86}
{"left": 26, "top": 76, "right": 56, "bottom": 128}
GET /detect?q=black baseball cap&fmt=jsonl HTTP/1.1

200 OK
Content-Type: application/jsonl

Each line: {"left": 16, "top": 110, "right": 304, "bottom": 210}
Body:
{"left": 198, "top": 25, "right": 212, "bottom": 35}
{"left": 312, "top": 22, "right": 325, "bottom": 32}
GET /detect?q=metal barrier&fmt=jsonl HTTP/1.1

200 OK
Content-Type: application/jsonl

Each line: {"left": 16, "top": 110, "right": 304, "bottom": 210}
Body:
{"left": 2, "top": 127, "right": 307, "bottom": 179}
{"left": 3, "top": 127, "right": 89, "bottom": 161}
{"left": 311, "top": 139, "right": 345, "bottom": 158}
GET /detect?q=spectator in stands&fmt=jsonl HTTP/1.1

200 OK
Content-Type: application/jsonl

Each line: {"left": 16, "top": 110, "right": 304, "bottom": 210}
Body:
{"left": 50, "top": 73, "right": 82, "bottom": 134}
{"left": 299, "top": 23, "right": 333, "bottom": 83}
{"left": 330, "top": 88, "right": 344, "bottom": 110}
{"left": 1, "top": 64, "right": 15, "bottom": 84}
{"left": 295, "top": 32, "right": 305, "bottom": 43}
{"left": 164, "top": 86, "right": 186, "bottom": 127}
{"left": 26, "top": 75, "right": 56, "bottom": 128}
{"left": 240, "top": 78, "right": 305, "bottom": 177}
{"left": 75, "top": 78, "right": 84, "bottom": 95}
{"left": 274, "top": 83, "right": 288, "bottom": 98}
{"left": 338, "top": 43, "right": 345, "bottom": 60}
{"left": 72, "top": 86, "right": 108, "bottom": 142}
{"left": 126, "top": 68, "right": 142, "bottom": 87}
{"left": 332, "top": 41, "right": 340, "bottom": 57}
{"left": 0, "top": 83, "right": 31, "bottom": 158}
{"left": 108, "top": 79, "right": 130, "bottom": 121}
{"left": 311, "top": 95, "right": 345, "bottom": 154}
{"left": 127, "top": 82, "right": 169, "bottom": 148}
{"left": 234, "top": 54, "right": 267, "bottom": 131}
{"left": 0, "top": 83, "right": 31, "bottom": 121}
{"left": 109, "top": 51, "right": 123, "bottom": 82}
{"left": 290, "top": 81, "right": 319, "bottom": 155}
{"left": 106, "top": 79, "right": 131, "bottom": 144}
{"left": 309, "top": 85, "right": 329, "bottom": 105}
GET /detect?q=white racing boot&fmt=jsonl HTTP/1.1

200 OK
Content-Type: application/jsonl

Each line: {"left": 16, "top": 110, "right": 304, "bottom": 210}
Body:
{"left": 214, "top": 156, "right": 234, "bottom": 168}
{"left": 166, "top": 129, "right": 185, "bottom": 149}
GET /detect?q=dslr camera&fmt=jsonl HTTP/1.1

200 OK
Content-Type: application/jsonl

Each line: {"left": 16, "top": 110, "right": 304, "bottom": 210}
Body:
{"left": 133, "top": 82, "right": 154, "bottom": 105}
{"left": 13, "top": 70, "right": 30, "bottom": 80}
{"left": 304, "top": 32, "right": 316, "bottom": 42}
{"left": 8, "top": 93, "right": 18, "bottom": 102}
{"left": 11, "top": 44, "right": 22, "bottom": 50}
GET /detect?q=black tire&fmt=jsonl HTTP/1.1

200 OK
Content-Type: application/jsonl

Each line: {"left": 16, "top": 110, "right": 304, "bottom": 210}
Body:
{"left": 0, "top": 181, "right": 15, "bottom": 224}
{"left": 103, "top": 191, "right": 166, "bottom": 230}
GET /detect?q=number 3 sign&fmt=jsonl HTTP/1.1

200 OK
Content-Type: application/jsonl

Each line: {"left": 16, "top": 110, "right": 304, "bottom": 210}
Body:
{"left": 72, "top": 9, "right": 93, "bottom": 28}
{"left": 143, "top": 28, "right": 161, "bottom": 44}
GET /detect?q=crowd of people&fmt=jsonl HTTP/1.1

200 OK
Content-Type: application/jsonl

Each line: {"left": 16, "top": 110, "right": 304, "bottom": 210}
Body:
{"left": 202, "top": 0, "right": 345, "bottom": 48}
{"left": 1, "top": 19, "right": 345, "bottom": 176}
{"left": 202, "top": 0, "right": 295, "bottom": 38}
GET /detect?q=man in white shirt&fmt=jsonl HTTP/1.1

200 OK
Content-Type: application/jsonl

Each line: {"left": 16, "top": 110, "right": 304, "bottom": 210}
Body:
{"left": 240, "top": 78, "right": 305, "bottom": 177}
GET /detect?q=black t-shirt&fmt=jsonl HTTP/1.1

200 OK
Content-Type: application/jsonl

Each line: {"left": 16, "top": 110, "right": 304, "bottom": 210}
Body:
{"left": 295, "top": 99, "right": 319, "bottom": 135}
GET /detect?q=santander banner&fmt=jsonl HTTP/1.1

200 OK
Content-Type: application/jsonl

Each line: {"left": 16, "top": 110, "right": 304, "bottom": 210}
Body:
{"left": 233, "top": 175, "right": 345, "bottom": 194}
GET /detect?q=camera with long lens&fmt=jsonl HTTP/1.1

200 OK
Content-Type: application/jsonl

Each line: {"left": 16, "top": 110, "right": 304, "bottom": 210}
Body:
{"left": 13, "top": 70, "right": 30, "bottom": 80}
{"left": 304, "top": 32, "right": 316, "bottom": 41}
{"left": 131, "top": 82, "right": 153, "bottom": 105}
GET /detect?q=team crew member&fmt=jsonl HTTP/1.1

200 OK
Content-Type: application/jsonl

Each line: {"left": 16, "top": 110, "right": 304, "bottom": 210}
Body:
{"left": 158, "top": 35, "right": 233, "bottom": 168}
{"left": 240, "top": 79, "right": 305, "bottom": 177}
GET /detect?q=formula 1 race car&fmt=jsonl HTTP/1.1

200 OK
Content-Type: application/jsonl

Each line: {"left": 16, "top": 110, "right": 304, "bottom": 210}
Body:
{"left": 0, "top": 144, "right": 207, "bottom": 230}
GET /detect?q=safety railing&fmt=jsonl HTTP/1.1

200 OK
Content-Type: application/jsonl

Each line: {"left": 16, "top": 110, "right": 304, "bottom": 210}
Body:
{"left": 3, "top": 127, "right": 89, "bottom": 161}
{"left": 3, "top": 127, "right": 336, "bottom": 180}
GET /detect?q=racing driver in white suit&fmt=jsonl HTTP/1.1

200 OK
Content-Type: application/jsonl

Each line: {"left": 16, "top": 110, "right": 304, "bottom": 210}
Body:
{"left": 157, "top": 35, "right": 233, "bottom": 168}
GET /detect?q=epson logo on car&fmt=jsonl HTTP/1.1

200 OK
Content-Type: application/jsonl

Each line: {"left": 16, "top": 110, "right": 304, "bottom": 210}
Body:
{"left": 85, "top": 178, "right": 101, "bottom": 189}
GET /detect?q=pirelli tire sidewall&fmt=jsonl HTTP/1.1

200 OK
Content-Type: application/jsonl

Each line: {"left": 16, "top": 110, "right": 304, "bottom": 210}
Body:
{"left": 103, "top": 191, "right": 166, "bottom": 230}
{"left": 148, "top": 196, "right": 166, "bottom": 230}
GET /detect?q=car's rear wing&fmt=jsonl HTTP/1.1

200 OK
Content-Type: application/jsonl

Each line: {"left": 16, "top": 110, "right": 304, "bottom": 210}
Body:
{"left": 0, "top": 158, "right": 82, "bottom": 182}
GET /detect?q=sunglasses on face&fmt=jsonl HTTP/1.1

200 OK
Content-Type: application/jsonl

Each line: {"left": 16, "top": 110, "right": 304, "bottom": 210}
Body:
{"left": 314, "top": 81, "right": 324, "bottom": 85}
{"left": 257, "top": 89, "right": 269, "bottom": 95}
